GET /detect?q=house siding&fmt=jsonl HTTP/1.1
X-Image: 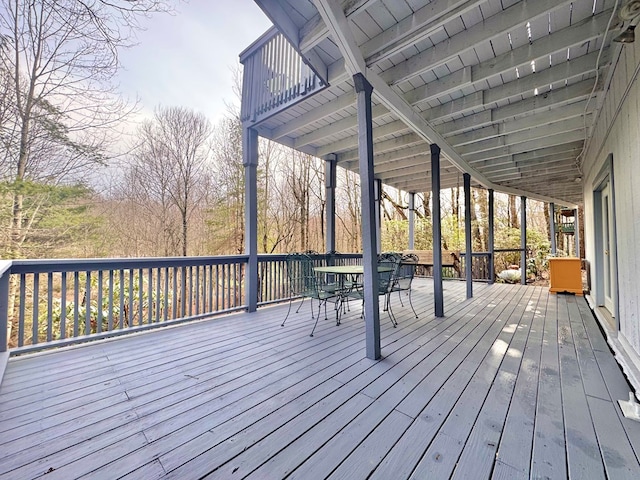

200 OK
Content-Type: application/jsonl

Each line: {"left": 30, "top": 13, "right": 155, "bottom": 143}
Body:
{"left": 582, "top": 39, "right": 640, "bottom": 383}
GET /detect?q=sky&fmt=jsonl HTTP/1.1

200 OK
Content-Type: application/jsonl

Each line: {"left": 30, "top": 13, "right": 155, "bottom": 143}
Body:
{"left": 116, "top": 1, "right": 273, "bottom": 126}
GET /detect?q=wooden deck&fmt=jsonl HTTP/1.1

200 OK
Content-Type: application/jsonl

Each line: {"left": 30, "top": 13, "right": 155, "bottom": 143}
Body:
{"left": 1, "top": 280, "right": 639, "bottom": 479}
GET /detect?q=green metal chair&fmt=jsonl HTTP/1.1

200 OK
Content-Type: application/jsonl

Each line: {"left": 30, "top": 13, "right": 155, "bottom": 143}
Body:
{"left": 345, "top": 252, "right": 402, "bottom": 326}
{"left": 377, "top": 252, "right": 402, "bottom": 326}
{"left": 281, "top": 253, "right": 337, "bottom": 336}
{"left": 389, "top": 253, "right": 419, "bottom": 320}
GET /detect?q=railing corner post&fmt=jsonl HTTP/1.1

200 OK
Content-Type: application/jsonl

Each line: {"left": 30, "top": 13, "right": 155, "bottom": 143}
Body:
{"left": 0, "top": 261, "right": 12, "bottom": 353}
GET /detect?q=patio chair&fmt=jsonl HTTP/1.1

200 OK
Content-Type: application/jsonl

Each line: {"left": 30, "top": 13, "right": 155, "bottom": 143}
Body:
{"left": 346, "top": 252, "right": 402, "bottom": 326}
{"left": 281, "top": 253, "right": 337, "bottom": 336}
{"left": 377, "top": 252, "right": 402, "bottom": 326}
{"left": 389, "top": 253, "right": 419, "bottom": 320}
{"left": 322, "top": 250, "right": 343, "bottom": 294}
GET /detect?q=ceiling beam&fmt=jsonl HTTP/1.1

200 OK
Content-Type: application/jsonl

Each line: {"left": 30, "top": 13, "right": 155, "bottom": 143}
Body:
{"left": 381, "top": 0, "right": 578, "bottom": 86}
{"left": 276, "top": 20, "right": 604, "bottom": 143}
{"left": 299, "top": 0, "right": 376, "bottom": 52}
{"left": 454, "top": 114, "right": 591, "bottom": 154}
{"left": 361, "top": 0, "right": 477, "bottom": 62}
{"left": 321, "top": 56, "right": 601, "bottom": 159}
{"left": 274, "top": 0, "right": 582, "bottom": 206}
{"left": 462, "top": 130, "right": 585, "bottom": 163}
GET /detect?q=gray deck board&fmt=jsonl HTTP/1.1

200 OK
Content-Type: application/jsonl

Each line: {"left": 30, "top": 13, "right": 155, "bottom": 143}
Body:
{"left": 1, "top": 281, "right": 639, "bottom": 479}
{"left": 401, "top": 285, "right": 536, "bottom": 478}
{"left": 491, "top": 288, "right": 547, "bottom": 479}
{"left": 452, "top": 286, "right": 544, "bottom": 480}
{"left": 530, "top": 292, "right": 568, "bottom": 479}
{"left": 559, "top": 295, "right": 606, "bottom": 479}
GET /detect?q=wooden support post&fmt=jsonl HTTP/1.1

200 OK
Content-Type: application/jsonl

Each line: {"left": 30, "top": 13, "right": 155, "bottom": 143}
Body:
{"left": 243, "top": 126, "right": 259, "bottom": 312}
{"left": 408, "top": 192, "right": 415, "bottom": 250}
{"left": 464, "top": 173, "right": 473, "bottom": 298}
{"left": 550, "top": 202, "right": 557, "bottom": 255}
{"left": 520, "top": 195, "right": 527, "bottom": 285}
{"left": 488, "top": 189, "right": 495, "bottom": 284}
{"left": 431, "top": 144, "right": 444, "bottom": 317}
{"left": 325, "top": 155, "right": 337, "bottom": 256}
{"left": 354, "top": 73, "right": 381, "bottom": 360}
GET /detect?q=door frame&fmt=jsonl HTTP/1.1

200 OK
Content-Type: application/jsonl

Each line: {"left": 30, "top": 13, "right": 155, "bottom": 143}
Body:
{"left": 592, "top": 153, "right": 620, "bottom": 328}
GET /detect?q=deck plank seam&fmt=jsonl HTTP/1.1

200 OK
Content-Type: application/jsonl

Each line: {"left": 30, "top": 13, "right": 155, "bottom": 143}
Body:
{"left": 406, "top": 286, "right": 539, "bottom": 478}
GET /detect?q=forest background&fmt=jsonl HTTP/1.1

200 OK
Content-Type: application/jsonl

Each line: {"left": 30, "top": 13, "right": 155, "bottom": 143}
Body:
{"left": 0, "top": 0, "right": 569, "bottom": 279}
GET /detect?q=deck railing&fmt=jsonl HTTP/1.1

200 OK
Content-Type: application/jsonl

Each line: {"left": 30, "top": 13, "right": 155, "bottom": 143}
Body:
{"left": 240, "top": 28, "right": 326, "bottom": 124}
{"left": 0, "top": 251, "right": 517, "bottom": 354}
{"left": 459, "top": 252, "right": 493, "bottom": 282}
{"left": 0, "top": 253, "right": 362, "bottom": 354}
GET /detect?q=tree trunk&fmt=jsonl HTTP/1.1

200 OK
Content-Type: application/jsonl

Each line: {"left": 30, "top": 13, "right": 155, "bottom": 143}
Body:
{"left": 544, "top": 202, "right": 551, "bottom": 242}
{"left": 509, "top": 195, "right": 519, "bottom": 229}
{"left": 471, "top": 189, "right": 482, "bottom": 251}
{"left": 476, "top": 189, "right": 489, "bottom": 251}
{"left": 422, "top": 191, "right": 431, "bottom": 218}
{"left": 451, "top": 187, "right": 459, "bottom": 221}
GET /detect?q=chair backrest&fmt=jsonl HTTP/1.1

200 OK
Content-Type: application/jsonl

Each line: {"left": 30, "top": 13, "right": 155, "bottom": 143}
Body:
{"left": 395, "top": 253, "right": 418, "bottom": 290}
{"left": 325, "top": 250, "right": 341, "bottom": 266}
{"left": 377, "top": 252, "right": 401, "bottom": 294}
{"left": 286, "top": 253, "right": 318, "bottom": 297}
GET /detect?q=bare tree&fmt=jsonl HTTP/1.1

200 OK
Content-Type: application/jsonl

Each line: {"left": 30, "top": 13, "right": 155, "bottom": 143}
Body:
{"left": 0, "top": 0, "right": 170, "bottom": 257}
{"left": 209, "top": 114, "right": 245, "bottom": 254}
{"left": 128, "top": 106, "right": 212, "bottom": 256}
{"left": 338, "top": 168, "right": 361, "bottom": 252}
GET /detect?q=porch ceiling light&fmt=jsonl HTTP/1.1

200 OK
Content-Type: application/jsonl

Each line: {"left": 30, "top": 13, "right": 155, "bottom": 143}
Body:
{"left": 614, "top": 1, "right": 640, "bottom": 43}
{"left": 614, "top": 24, "right": 635, "bottom": 43}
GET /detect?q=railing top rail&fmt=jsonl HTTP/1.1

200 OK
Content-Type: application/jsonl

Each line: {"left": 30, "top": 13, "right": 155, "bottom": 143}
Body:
{"left": 9, "top": 255, "right": 249, "bottom": 274}
{"left": 239, "top": 26, "right": 280, "bottom": 63}
{"left": 0, "top": 260, "right": 11, "bottom": 277}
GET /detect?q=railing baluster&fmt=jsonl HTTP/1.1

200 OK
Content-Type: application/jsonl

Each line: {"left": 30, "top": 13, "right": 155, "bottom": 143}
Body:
{"left": 221, "top": 265, "right": 226, "bottom": 310}
{"left": 172, "top": 267, "right": 177, "bottom": 320}
{"left": 73, "top": 271, "right": 79, "bottom": 337}
{"left": 156, "top": 268, "right": 161, "bottom": 323}
{"left": 195, "top": 265, "right": 200, "bottom": 316}
{"left": 180, "top": 266, "right": 186, "bottom": 318}
{"left": 128, "top": 269, "right": 134, "bottom": 328}
{"left": 138, "top": 268, "right": 143, "bottom": 326}
{"left": 18, "top": 274, "right": 26, "bottom": 347}
{"left": 47, "top": 272, "right": 53, "bottom": 342}
{"left": 60, "top": 271, "right": 67, "bottom": 340}
{"left": 202, "top": 265, "right": 207, "bottom": 313}
{"left": 164, "top": 267, "right": 169, "bottom": 322}
{"left": 97, "top": 270, "right": 103, "bottom": 334}
{"left": 108, "top": 270, "right": 114, "bottom": 331}
{"left": 85, "top": 271, "right": 91, "bottom": 336}
{"left": 119, "top": 269, "right": 125, "bottom": 329}
{"left": 148, "top": 267, "right": 153, "bottom": 324}
{"left": 31, "top": 274, "right": 39, "bottom": 344}
{"left": 209, "top": 265, "right": 216, "bottom": 312}
{"left": 187, "top": 266, "right": 194, "bottom": 316}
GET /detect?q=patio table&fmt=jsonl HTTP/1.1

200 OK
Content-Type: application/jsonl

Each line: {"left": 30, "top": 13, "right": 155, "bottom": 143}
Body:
{"left": 314, "top": 265, "right": 394, "bottom": 322}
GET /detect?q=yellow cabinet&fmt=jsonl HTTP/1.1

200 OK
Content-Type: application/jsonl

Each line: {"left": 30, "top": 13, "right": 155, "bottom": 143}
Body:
{"left": 548, "top": 257, "right": 583, "bottom": 295}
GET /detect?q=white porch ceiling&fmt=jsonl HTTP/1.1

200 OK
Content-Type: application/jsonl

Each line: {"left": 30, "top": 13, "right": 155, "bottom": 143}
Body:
{"left": 248, "top": 0, "right": 625, "bottom": 206}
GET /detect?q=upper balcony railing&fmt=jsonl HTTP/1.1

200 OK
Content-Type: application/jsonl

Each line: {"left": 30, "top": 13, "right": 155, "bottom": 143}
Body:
{"left": 240, "top": 28, "right": 327, "bottom": 125}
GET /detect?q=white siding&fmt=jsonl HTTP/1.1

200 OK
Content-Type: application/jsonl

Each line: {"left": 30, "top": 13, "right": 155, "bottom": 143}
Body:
{"left": 582, "top": 40, "right": 640, "bottom": 378}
